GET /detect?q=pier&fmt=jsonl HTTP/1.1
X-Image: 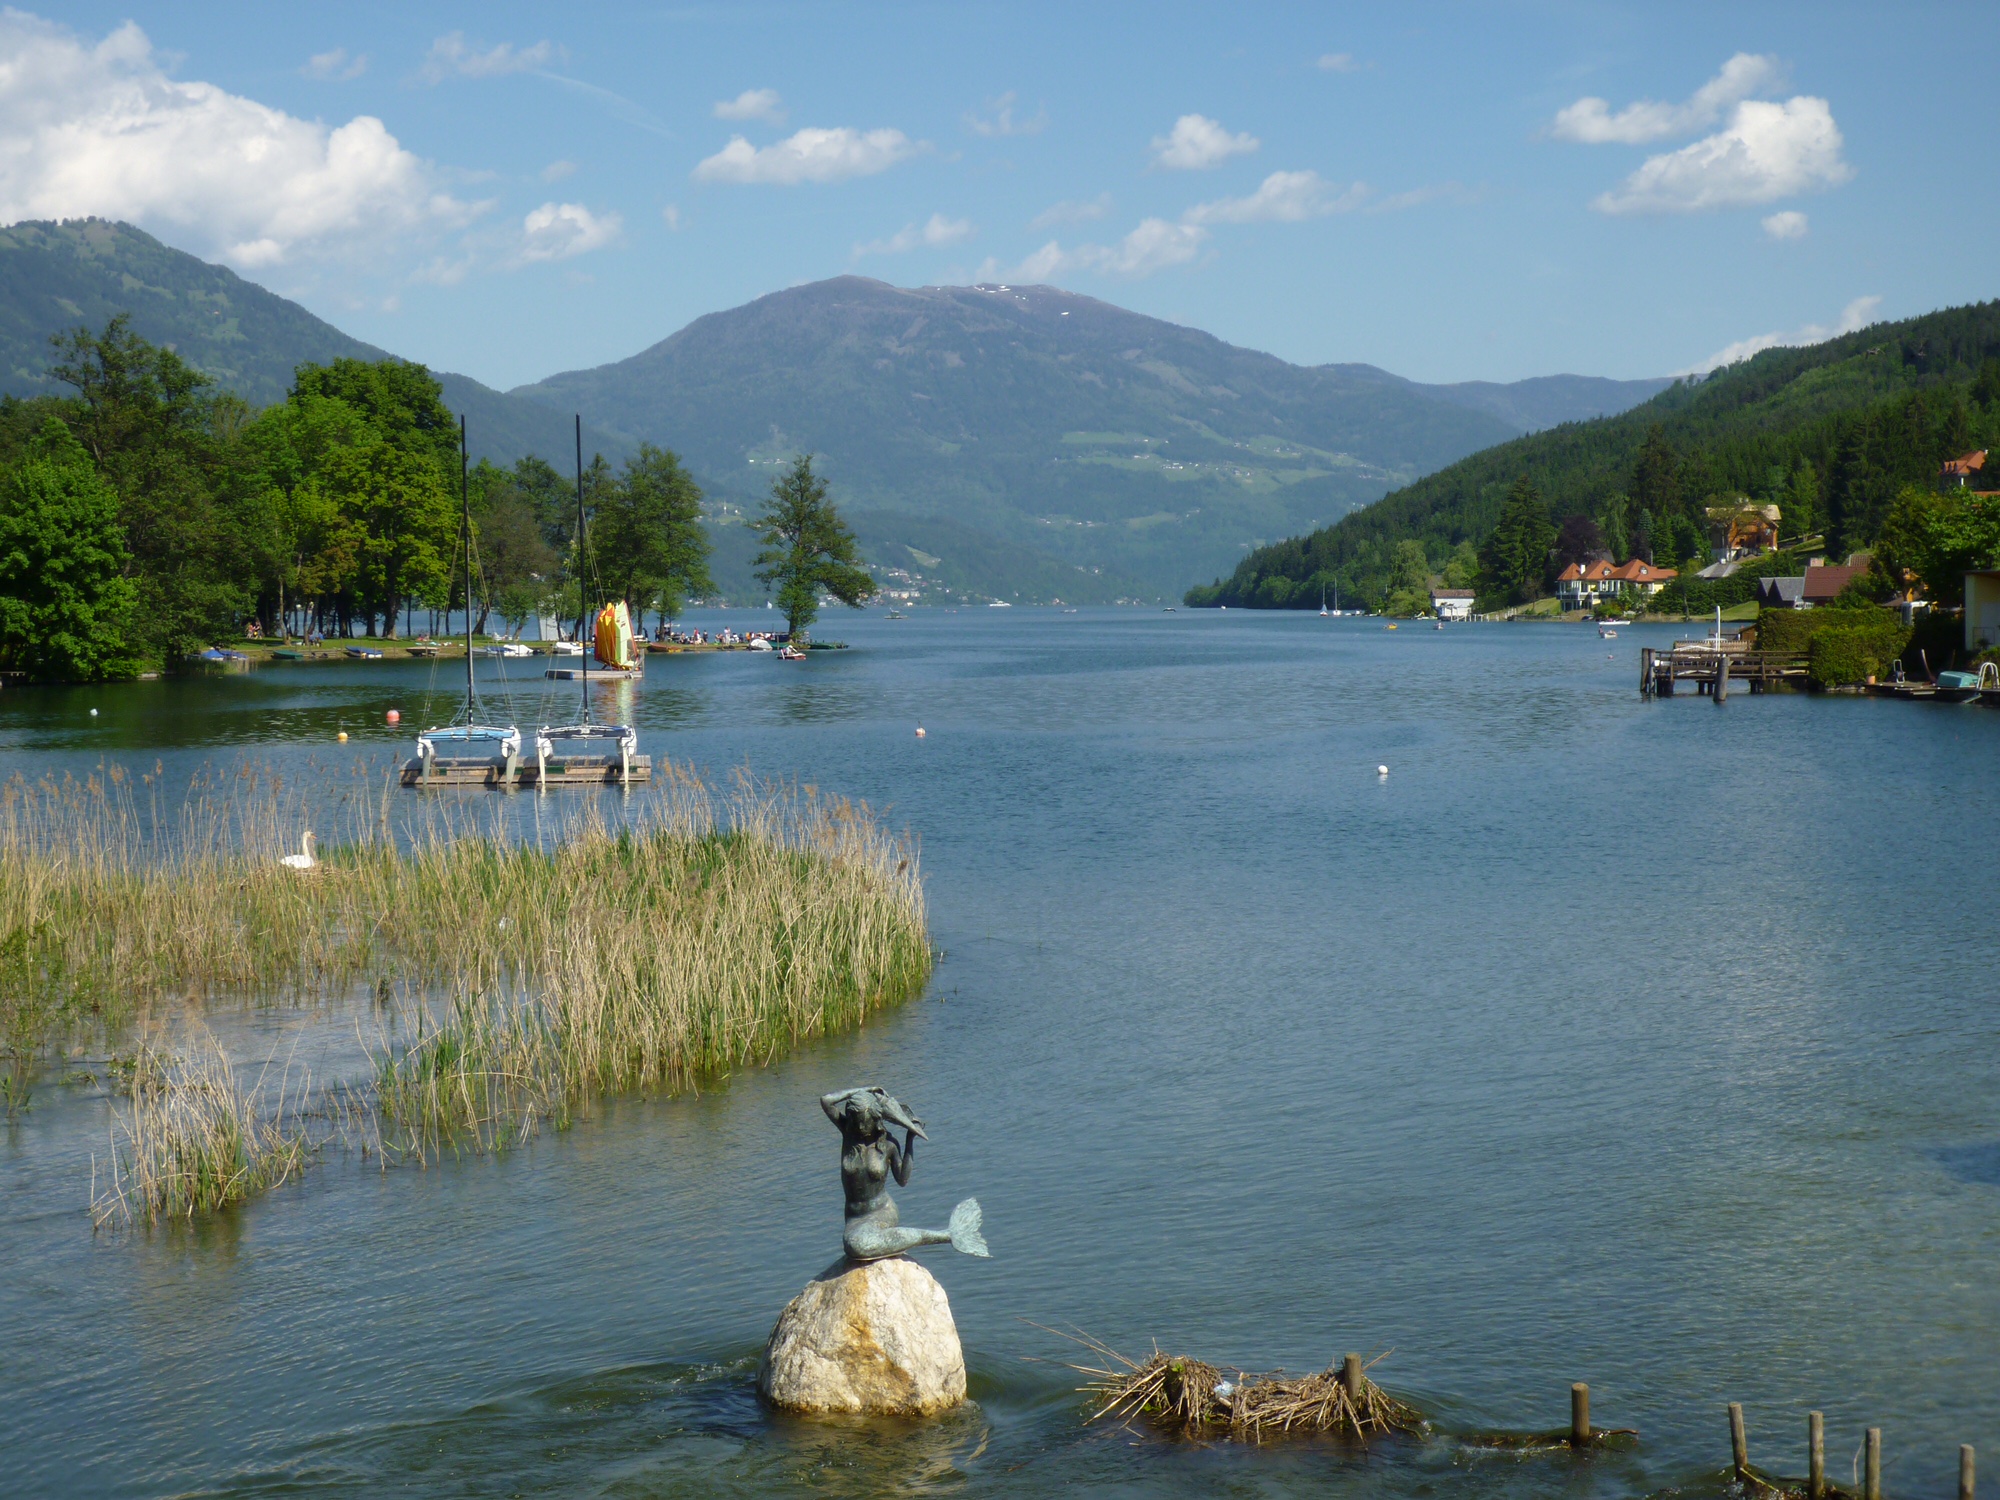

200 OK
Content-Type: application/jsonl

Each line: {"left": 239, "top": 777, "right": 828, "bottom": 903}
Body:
{"left": 1641, "top": 642, "right": 1808, "bottom": 698}
{"left": 398, "top": 747, "right": 651, "bottom": 788}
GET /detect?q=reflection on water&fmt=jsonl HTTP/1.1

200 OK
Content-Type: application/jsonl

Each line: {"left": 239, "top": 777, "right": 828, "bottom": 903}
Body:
{"left": 3, "top": 609, "right": 1999, "bottom": 1499}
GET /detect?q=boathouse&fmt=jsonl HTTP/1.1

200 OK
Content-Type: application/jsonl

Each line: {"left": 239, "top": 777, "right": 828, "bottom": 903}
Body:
{"left": 1430, "top": 587, "right": 1475, "bottom": 621}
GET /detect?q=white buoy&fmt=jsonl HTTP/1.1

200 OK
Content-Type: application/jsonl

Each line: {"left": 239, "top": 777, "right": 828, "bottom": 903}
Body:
{"left": 915, "top": 726, "right": 926, "bottom": 738}
{"left": 1377, "top": 764, "right": 1388, "bottom": 776}
{"left": 89, "top": 708, "right": 98, "bottom": 716}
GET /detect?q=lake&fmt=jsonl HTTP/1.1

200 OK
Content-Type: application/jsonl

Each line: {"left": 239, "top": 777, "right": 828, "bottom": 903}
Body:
{"left": 3, "top": 608, "right": 1997, "bottom": 1499}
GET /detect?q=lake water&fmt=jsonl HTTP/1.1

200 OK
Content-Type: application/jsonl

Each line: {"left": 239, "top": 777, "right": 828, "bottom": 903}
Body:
{"left": 4, "top": 609, "right": 1998, "bottom": 1499}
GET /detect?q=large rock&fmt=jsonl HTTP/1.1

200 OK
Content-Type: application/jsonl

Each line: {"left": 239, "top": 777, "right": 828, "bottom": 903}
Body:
{"left": 757, "top": 1256, "right": 967, "bottom": 1417}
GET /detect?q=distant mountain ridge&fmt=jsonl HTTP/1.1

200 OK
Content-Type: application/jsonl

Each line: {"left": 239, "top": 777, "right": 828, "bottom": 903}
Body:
{"left": 0, "top": 219, "right": 627, "bottom": 469}
{"left": 514, "top": 277, "right": 1669, "bottom": 598}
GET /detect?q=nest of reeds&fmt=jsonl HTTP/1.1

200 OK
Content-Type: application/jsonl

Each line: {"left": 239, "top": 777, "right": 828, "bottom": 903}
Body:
{"left": 1060, "top": 1331, "right": 1425, "bottom": 1444}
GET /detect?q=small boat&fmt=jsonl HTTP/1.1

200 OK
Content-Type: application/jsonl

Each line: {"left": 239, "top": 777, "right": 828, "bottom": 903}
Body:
{"left": 345, "top": 646, "right": 384, "bottom": 660}
{"left": 1599, "top": 627, "right": 1618, "bottom": 639}
{"left": 1163, "top": 606, "right": 1176, "bottom": 612}
{"left": 1934, "top": 668, "right": 1986, "bottom": 703}
{"left": 1385, "top": 623, "right": 1398, "bottom": 631}
{"left": 271, "top": 649, "right": 304, "bottom": 661}
{"left": 777, "top": 644, "right": 807, "bottom": 660}
{"left": 988, "top": 600, "right": 1012, "bottom": 608}
{"left": 1319, "top": 586, "right": 1328, "bottom": 618}
{"left": 197, "top": 647, "right": 252, "bottom": 671}
{"left": 478, "top": 642, "right": 534, "bottom": 658}
{"left": 549, "top": 640, "right": 583, "bottom": 656}
{"left": 884, "top": 610, "right": 907, "bottom": 619}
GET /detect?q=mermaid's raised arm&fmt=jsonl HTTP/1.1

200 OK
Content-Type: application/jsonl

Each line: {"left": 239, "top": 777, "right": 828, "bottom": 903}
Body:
{"left": 888, "top": 1129, "right": 916, "bottom": 1186}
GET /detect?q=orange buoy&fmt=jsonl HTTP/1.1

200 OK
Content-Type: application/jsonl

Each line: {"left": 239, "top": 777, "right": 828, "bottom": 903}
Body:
{"left": 337, "top": 731, "right": 348, "bottom": 742}
{"left": 915, "top": 726, "right": 926, "bottom": 738}
{"left": 386, "top": 709, "right": 401, "bottom": 725}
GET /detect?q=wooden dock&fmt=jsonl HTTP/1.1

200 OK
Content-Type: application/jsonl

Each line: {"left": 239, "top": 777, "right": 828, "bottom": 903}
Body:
{"left": 544, "top": 664, "right": 644, "bottom": 680}
{"left": 1641, "top": 645, "right": 1808, "bottom": 698}
{"left": 398, "top": 752, "right": 651, "bottom": 788}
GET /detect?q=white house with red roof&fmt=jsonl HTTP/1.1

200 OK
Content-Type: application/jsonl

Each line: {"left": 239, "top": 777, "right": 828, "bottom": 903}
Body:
{"left": 1556, "top": 558, "right": 1677, "bottom": 611}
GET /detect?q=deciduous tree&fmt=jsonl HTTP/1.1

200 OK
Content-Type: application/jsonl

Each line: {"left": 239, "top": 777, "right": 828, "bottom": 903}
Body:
{"left": 753, "top": 455, "right": 873, "bottom": 635}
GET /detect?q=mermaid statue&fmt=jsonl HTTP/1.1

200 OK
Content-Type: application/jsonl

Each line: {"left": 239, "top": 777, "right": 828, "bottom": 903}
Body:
{"left": 820, "top": 1087, "right": 989, "bottom": 1261}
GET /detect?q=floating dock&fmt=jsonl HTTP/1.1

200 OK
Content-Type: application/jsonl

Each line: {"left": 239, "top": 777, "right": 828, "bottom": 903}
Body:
{"left": 398, "top": 751, "right": 651, "bottom": 788}
{"left": 544, "top": 664, "right": 644, "bottom": 680}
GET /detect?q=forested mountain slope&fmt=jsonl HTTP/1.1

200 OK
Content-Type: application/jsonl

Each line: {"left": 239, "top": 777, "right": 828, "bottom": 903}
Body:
{"left": 0, "top": 219, "right": 626, "bottom": 468}
{"left": 1189, "top": 300, "right": 2000, "bottom": 609}
{"left": 515, "top": 276, "right": 1664, "bottom": 598}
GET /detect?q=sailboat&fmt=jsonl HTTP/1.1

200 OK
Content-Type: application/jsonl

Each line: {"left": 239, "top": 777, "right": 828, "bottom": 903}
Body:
{"left": 403, "top": 417, "right": 523, "bottom": 788}
{"left": 532, "top": 415, "right": 651, "bottom": 786}
{"left": 1319, "top": 586, "right": 1329, "bottom": 617}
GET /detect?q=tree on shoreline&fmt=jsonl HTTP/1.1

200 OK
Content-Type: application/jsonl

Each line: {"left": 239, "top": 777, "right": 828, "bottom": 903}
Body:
{"left": 753, "top": 455, "right": 873, "bottom": 636}
{"left": 0, "top": 419, "right": 138, "bottom": 680}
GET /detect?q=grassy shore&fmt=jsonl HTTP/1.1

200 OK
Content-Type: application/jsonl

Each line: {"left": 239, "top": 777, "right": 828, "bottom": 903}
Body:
{"left": 2, "top": 764, "right": 932, "bottom": 1205}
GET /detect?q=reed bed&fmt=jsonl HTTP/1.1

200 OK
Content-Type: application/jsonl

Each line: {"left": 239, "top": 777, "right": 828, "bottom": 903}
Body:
{"left": 90, "top": 1031, "right": 316, "bottom": 1228}
{"left": 1067, "top": 1332, "right": 1425, "bottom": 1444}
{"left": 3, "top": 761, "right": 932, "bottom": 1160}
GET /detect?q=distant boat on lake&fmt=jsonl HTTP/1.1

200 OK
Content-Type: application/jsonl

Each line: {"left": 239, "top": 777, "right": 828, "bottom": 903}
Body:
{"left": 344, "top": 646, "right": 383, "bottom": 660}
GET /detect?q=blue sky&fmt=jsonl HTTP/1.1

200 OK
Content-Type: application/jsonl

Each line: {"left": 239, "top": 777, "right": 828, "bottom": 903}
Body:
{"left": 6, "top": 2, "right": 1992, "bottom": 391}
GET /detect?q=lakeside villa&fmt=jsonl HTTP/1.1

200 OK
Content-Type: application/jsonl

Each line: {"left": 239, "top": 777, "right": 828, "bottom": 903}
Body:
{"left": 1429, "top": 587, "right": 1476, "bottom": 620}
{"left": 1555, "top": 558, "right": 1678, "bottom": 612}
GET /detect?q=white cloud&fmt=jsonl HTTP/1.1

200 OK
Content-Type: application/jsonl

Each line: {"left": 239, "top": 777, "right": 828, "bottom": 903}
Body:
{"left": 303, "top": 47, "right": 366, "bottom": 81}
{"left": 0, "top": 14, "right": 480, "bottom": 269}
{"left": 519, "top": 201, "right": 620, "bottom": 262}
{"left": 855, "top": 212, "right": 973, "bottom": 256}
{"left": 1761, "top": 208, "right": 1808, "bottom": 239}
{"left": 420, "top": 33, "right": 557, "bottom": 83}
{"left": 541, "top": 159, "right": 576, "bottom": 182}
{"left": 1029, "top": 193, "right": 1111, "bottom": 230}
{"left": 989, "top": 217, "right": 1209, "bottom": 281}
{"left": 1682, "top": 295, "right": 1880, "bottom": 374}
{"left": 713, "top": 88, "right": 784, "bottom": 125}
{"left": 1150, "top": 113, "right": 1258, "bottom": 170}
{"left": 965, "top": 91, "right": 1046, "bottom": 137}
{"left": 693, "top": 126, "right": 920, "bottom": 185}
{"left": 1552, "top": 53, "right": 1784, "bottom": 144}
{"left": 1185, "top": 169, "right": 1363, "bottom": 224}
{"left": 1593, "top": 95, "right": 1850, "bottom": 213}
{"left": 1316, "top": 52, "right": 1360, "bottom": 73}
{"left": 661, "top": 203, "right": 681, "bottom": 231}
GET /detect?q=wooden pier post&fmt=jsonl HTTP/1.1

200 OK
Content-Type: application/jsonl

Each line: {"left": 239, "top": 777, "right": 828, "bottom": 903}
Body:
{"left": 1809, "top": 1411, "right": 1825, "bottom": 1499}
{"left": 1342, "top": 1353, "right": 1363, "bottom": 1403}
{"left": 1961, "top": 1444, "right": 1975, "bottom": 1500}
{"left": 1714, "top": 656, "right": 1729, "bottom": 700}
{"left": 1865, "top": 1427, "right": 1882, "bottom": 1500}
{"left": 1571, "top": 1383, "right": 1591, "bottom": 1446}
{"left": 1729, "top": 1403, "right": 1749, "bottom": 1478}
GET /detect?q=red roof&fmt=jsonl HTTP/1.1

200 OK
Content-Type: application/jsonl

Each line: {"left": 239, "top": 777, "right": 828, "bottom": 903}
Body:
{"left": 1606, "top": 559, "right": 1676, "bottom": 583}
{"left": 1557, "top": 560, "right": 1620, "bottom": 583}
{"left": 1942, "top": 450, "right": 1988, "bottom": 478}
{"left": 1802, "top": 562, "right": 1867, "bottom": 600}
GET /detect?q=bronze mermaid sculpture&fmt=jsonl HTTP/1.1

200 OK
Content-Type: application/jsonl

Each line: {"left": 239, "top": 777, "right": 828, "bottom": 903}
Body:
{"left": 820, "top": 1087, "right": 989, "bottom": 1261}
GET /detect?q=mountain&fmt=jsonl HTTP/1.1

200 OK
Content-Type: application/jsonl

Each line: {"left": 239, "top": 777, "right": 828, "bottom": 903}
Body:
{"left": 1412, "top": 373, "right": 1675, "bottom": 433}
{"left": 514, "top": 276, "right": 1666, "bottom": 599}
{"left": 1189, "top": 299, "right": 2000, "bottom": 609}
{"left": 0, "top": 219, "right": 626, "bottom": 469}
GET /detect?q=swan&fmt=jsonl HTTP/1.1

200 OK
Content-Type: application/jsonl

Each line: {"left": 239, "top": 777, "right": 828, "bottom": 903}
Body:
{"left": 281, "top": 831, "right": 317, "bottom": 870}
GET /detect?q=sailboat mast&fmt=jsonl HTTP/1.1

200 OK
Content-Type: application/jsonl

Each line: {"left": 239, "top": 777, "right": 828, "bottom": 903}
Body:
{"left": 461, "top": 414, "right": 472, "bottom": 718}
{"left": 575, "top": 414, "right": 587, "bottom": 716}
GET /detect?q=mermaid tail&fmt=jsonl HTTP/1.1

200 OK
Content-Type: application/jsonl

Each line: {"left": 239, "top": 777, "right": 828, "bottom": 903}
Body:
{"left": 948, "top": 1197, "right": 989, "bottom": 1258}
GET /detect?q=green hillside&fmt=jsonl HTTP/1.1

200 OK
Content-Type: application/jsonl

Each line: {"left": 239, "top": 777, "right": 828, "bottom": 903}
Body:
{"left": 515, "top": 277, "right": 1663, "bottom": 600}
{"left": 1189, "top": 300, "right": 2000, "bottom": 609}
{"left": 0, "top": 219, "right": 627, "bottom": 469}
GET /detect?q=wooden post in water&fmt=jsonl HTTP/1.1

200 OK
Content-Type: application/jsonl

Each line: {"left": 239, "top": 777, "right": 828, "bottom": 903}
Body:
{"left": 1865, "top": 1427, "right": 1882, "bottom": 1500}
{"left": 1715, "top": 655, "right": 1729, "bottom": 700}
{"left": 1571, "top": 1383, "right": 1591, "bottom": 1446}
{"left": 1961, "top": 1444, "right": 1975, "bottom": 1500}
{"left": 1810, "top": 1411, "right": 1825, "bottom": 1500}
{"left": 1342, "top": 1353, "right": 1363, "bottom": 1403}
{"left": 1729, "top": 1403, "right": 1749, "bottom": 1478}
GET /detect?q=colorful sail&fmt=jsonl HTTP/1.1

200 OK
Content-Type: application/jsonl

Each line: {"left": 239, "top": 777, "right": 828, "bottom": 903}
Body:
{"left": 594, "top": 600, "right": 635, "bottom": 669}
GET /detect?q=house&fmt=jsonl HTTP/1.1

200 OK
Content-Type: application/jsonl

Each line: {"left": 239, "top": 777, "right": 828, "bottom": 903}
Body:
{"left": 1705, "top": 502, "right": 1782, "bottom": 558}
{"left": 1966, "top": 570, "right": 2000, "bottom": 650}
{"left": 1556, "top": 558, "right": 1677, "bottom": 610}
{"left": 1941, "top": 451, "right": 1988, "bottom": 488}
{"left": 1757, "top": 576, "right": 1806, "bottom": 609}
{"left": 1430, "top": 587, "right": 1475, "bottom": 621}
{"left": 1802, "top": 556, "right": 1870, "bottom": 604}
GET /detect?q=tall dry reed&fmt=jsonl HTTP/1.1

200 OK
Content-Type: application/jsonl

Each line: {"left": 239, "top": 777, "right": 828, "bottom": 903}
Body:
{"left": 3, "top": 760, "right": 932, "bottom": 1155}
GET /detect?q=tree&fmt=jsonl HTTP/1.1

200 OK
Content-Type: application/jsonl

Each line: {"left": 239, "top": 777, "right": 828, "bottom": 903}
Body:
{"left": 1630, "top": 426, "right": 1681, "bottom": 523}
{"left": 316, "top": 442, "right": 456, "bottom": 636}
{"left": 753, "top": 455, "right": 873, "bottom": 635}
{"left": 1553, "top": 514, "right": 1606, "bottom": 570}
{"left": 0, "top": 419, "right": 138, "bottom": 680}
{"left": 1477, "top": 476, "right": 1555, "bottom": 605}
{"left": 472, "top": 488, "right": 555, "bottom": 636}
{"left": 591, "top": 443, "right": 712, "bottom": 622}
{"left": 1597, "top": 492, "right": 1631, "bottom": 561}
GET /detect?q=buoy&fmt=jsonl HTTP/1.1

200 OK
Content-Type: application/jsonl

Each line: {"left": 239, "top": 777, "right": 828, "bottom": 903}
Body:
{"left": 386, "top": 709, "right": 400, "bottom": 725}
{"left": 1377, "top": 764, "right": 1388, "bottom": 776}
{"left": 338, "top": 731, "right": 348, "bottom": 742}
{"left": 915, "top": 726, "right": 926, "bottom": 738}
{"left": 89, "top": 708, "right": 98, "bottom": 716}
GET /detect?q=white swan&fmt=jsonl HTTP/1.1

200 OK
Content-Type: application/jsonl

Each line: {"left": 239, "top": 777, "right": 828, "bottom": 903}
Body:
{"left": 281, "top": 831, "right": 317, "bottom": 870}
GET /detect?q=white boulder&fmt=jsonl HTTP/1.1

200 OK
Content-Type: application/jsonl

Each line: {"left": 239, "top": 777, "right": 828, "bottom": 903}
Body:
{"left": 757, "top": 1256, "right": 967, "bottom": 1417}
